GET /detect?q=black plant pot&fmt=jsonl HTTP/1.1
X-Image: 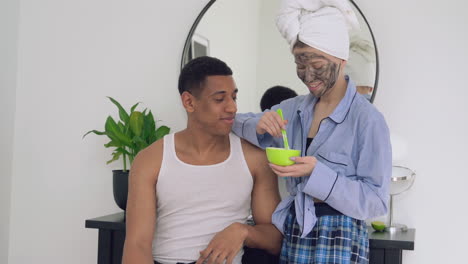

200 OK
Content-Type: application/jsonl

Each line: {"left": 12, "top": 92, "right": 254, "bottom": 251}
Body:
{"left": 113, "top": 170, "right": 129, "bottom": 211}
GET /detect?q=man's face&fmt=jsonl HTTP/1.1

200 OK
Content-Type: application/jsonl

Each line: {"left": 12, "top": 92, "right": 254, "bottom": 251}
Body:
{"left": 293, "top": 45, "right": 343, "bottom": 98}
{"left": 191, "top": 75, "right": 238, "bottom": 136}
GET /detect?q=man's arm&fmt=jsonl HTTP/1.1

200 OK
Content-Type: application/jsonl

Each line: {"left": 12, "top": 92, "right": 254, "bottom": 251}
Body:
{"left": 242, "top": 140, "right": 283, "bottom": 255}
{"left": 122, "top": 140, "right": 163, "bottom": 264}
{"left": 196, "top": 141, "right": 282, "bottom": 264}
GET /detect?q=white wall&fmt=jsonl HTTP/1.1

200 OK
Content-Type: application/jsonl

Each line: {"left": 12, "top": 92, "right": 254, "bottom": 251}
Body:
{"left": 0, "top": 0, "right": 19, "bottom": 262}
{"left": 5, "top": 0, "right": 468, "bottom": 263}
{"left": 358, "top": 0, "right": 468, "bottom": 263}
{"left": 195, "top": 0, "right": 260, "bottom": 112}
{"left": 7, "top": 0, "right": 205, "bottom": 263}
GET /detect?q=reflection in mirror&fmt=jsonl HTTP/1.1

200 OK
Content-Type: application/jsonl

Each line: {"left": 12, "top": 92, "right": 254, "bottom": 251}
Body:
{"left": 182, "top": 0, "right": 379, "bottom": 111}
{"left": 345, "top": 3, "right": 378, "bottom": 101}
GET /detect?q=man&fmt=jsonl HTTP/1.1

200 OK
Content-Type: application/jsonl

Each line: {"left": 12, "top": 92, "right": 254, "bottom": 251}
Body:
{"left": 122, "top": 56, "right": 282, "bottom": 264}
{"left": 260, "top": 86, "right": 298, "bottom": 112}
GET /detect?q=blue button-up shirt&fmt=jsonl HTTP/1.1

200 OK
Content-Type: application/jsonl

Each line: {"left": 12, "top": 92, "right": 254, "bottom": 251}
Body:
{"left": 233, "top": 77, "right": 392, "bottom": 238}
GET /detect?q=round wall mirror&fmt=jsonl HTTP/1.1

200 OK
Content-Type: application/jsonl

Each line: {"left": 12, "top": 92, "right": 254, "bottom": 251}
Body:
{"left": 181, "top": 0, "right": 379, "bottom": 108}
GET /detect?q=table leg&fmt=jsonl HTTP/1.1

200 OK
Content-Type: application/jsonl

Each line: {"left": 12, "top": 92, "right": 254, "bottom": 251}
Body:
{"left": 112, "top": 230, "right": 126, "bottom": 264}
{"left": 385, "top": 248, "right": 402, "bottom": 264}
{"left": 97, "top": 229, "right": 112, "bottom": 264}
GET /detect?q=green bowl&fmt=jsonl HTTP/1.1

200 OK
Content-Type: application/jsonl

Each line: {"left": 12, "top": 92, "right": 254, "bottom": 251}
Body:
{"left": 266, "top": 147, "right": 301, "bottom": 166}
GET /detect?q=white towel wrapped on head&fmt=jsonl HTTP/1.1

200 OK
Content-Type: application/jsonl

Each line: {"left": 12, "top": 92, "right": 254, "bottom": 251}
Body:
{"left": 276, "top": 0, "right": 360, "bottom": 60}
{"left": 345, "top": 31, "right": 376, "bottom": 87}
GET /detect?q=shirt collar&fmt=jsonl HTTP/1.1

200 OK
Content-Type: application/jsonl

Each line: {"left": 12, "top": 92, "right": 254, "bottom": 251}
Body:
{"left": 297, "top": 92, "right": 316, "bottom": 114}
{"left": 329, "top": 75, "right": 357, "bottom": 123}
{"left": 297, "top": 75, "right": 357, "bottom": 123}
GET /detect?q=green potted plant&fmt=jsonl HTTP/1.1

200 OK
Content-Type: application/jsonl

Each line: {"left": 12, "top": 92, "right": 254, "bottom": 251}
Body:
{"left": 83, "top": 97, "right": 170, "bottom": 210}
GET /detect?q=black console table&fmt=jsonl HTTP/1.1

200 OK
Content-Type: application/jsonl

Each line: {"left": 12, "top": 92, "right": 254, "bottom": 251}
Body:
{"left": 369, "top": 227, "right": 415, "bottom": 264}
{"left": 86, "top": 212, "right": 415, "bottom": 264}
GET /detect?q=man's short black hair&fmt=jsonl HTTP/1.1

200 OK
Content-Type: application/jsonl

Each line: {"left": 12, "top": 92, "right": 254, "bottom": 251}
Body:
{"left": 178, "top": 56, "right": 233, "bottom": 96}
{"left": 260, "top": 86, "right": 298, "bottom": 111}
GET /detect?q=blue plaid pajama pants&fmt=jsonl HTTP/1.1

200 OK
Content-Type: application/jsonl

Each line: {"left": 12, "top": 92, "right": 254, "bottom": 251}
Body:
{"left": 280, "top": 206, "right": 369, "bottom": 264}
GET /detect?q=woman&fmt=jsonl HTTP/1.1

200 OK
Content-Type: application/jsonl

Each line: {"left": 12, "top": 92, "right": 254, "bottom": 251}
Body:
{"left": 232, "top": 0, "right": 392, "bottom": 263}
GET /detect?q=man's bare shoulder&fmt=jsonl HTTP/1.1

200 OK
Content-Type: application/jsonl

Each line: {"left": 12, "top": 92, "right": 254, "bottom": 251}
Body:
{"left": 240, "top": 138, "right": 269, "bottom": 169}
{"left": 130, "top": 137, "right": 165, "bottom": 182}
{"left": 240, "top": 138, "right": 264, "bottom": 154}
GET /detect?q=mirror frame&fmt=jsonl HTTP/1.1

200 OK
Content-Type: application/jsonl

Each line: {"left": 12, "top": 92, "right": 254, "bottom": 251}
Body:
{"left": 181, "top": 0, "right": 380, "bottom": 103}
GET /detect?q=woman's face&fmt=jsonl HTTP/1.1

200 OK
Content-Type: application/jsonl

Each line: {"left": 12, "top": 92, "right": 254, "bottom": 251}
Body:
{"left": 293, "top": 44, "right": 344, "bottom": 98}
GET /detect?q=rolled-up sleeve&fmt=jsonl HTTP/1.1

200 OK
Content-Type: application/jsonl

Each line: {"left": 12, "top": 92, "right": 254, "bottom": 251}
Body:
{"left": 233, "top": 112, "right": 275, "bottom": 149}
{"left": 302, "top": 161, "right": 338, "bottom": 201}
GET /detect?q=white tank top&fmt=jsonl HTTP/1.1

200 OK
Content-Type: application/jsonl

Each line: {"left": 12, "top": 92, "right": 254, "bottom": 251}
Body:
{"left": 152, "top": 133, "right": 253, "bottom": 264}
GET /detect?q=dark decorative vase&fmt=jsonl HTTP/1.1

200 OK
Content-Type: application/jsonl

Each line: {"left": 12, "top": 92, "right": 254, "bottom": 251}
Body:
{"left": 113, "top": 170, "right": 129, "bottom": 211}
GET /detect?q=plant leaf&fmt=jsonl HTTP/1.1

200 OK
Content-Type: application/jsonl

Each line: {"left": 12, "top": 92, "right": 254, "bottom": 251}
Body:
{"left": 132, "top": 136, "right": 146, "bottom": 144}
{"left": 117, "top": 121, "right": 126, "bottom": 133}
{"left": 133, "top": 135, "right": 148, "bottom": 147}
{"left": 82, "top": 130, "right": 106, "bottom": 139}
{"left": 108, "top": 96, "right": 129, "bottom": 124}
{"left": 105, "top": 116, "right": 133, "bottom": 147}
{"left": 130, "top": 102, "right": 140, "bottom": 113}
{"left": 129, "top": 111, "right": 144, "bottom": 137}
{"left": 146, "top": 111, "right": 156, "bottom": 133}
{"left": 106, "top": 151, "right": 121, "bottom": 164}
{"left": 116, "top": 147, "right": 131, "bottom": 156}
{"left": 132, "top": 136, "right": 148, "bottom": 154}
{"left": 104, "top": 141, "right": 119, "bottom": 148}
{"left": 155, "top": 125, "right": 170, "bottom": 141}
{"left": 139, "top": 111, "right": 154, "bottom": 142}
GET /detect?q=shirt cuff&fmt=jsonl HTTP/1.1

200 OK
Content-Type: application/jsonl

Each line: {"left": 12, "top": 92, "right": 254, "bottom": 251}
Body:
{"left": 302, "top": 161, "right": 338, "bottom": 201}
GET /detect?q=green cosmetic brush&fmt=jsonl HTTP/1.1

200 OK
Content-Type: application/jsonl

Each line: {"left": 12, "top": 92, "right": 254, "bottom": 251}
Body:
{"left": 276, "top": 109, "right": 290, "bottom": 150}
